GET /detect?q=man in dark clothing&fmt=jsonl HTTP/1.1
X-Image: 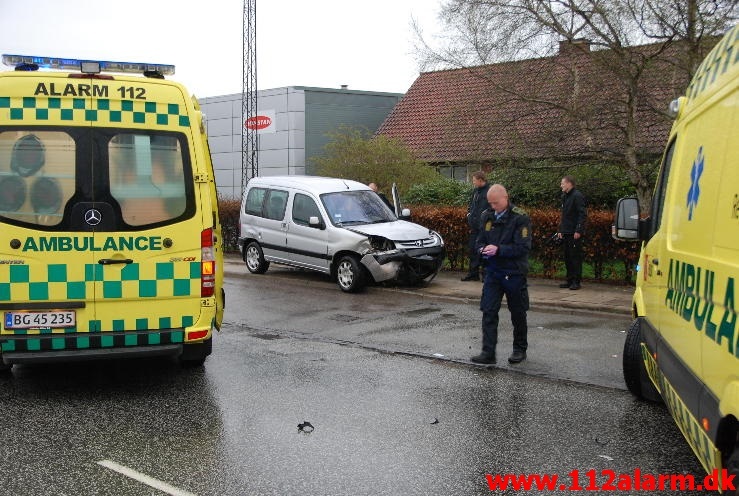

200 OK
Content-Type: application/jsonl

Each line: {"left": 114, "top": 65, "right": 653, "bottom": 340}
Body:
{"left": 461, "top": 171, "right": 490, "bottom": 281}
{"left": 470, "top": 184, "right": 532, "bottom": 365}
{"left": 368, "top": 182, "right": 394, "bottom": 212}
{"left": 556, "top": 176, "right": 587, "bottom": 290}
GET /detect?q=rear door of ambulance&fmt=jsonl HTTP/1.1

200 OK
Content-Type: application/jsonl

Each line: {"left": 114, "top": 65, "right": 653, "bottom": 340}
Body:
{"left": 89, "top": 75, "right": 206, "bottom": 349}
{"left": 0, "top": 71, "right": 99, "bottom": 356}
{"left": 0, "top": 70, "right": 204, "bottom": 358}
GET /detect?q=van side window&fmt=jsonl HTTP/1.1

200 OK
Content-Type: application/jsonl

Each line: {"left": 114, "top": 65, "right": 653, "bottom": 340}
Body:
{"left": 649, "top": 138, "right": 676, "bottom": 238}
{"left": 245, "top": 187, "right": 267, "bottom": 215}
{"left": 292, "top": 193, "right": 321, "bottom": 226}
{"left": 265, "top": 190, "right": 288, "bottom": 221}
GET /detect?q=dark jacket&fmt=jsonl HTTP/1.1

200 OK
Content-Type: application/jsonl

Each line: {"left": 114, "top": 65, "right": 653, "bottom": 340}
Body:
{"left": 475, "top": 204, "right": 532, "bottom": 275}
{"left": 559, "top": 188, "right": 587, "bottom": 234}
{"left": 376, "top": 192, "right": 394, "bottom": 212}
{"left": 467, "top": 182, "right": 490, "bottom": 230}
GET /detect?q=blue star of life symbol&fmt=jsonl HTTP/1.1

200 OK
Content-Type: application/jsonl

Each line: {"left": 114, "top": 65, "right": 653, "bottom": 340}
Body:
{"left": 687, "top": 147, "right": 704, "bottom": 221}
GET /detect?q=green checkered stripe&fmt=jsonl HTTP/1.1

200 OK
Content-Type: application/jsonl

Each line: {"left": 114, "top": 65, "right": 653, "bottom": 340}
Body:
{"left": 1, "top": 328, "right": 186, "bottom": 353}
{"left": 0, "top": 96, "right": 190, "bottom": 127}
{"left": 0, "top": 262, "right": 200, "bottom": 348}
{"left": 0, "top": 262, "right": 200, "bottom": 301}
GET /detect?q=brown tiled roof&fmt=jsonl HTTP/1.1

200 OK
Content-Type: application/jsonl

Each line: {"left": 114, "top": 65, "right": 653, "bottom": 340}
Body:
{"left": 378, "top": 42, "right": 694, "bottom": 164}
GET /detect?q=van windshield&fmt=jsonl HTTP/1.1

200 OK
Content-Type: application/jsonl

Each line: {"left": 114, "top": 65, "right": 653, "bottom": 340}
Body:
{"left": 321, "top": 190, "right": 396, "bottom": 226}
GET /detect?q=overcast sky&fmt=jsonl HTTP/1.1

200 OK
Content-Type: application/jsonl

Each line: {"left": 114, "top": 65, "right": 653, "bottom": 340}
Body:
{"left": 0, "top": 0, "right": 442, "bottom": 97}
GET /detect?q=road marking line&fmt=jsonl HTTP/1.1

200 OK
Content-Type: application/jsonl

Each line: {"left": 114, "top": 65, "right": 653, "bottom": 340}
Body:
{"left": 96, "top": 459, "right": 197, "bottom": 496}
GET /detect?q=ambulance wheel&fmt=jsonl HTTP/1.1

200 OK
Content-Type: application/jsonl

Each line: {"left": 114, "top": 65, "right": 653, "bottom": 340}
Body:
{"left": 179, "top": 338, "right": 212, "bottom": 368}
{"left": 623, "top": 318, "right": 662, "bottom": 403}
{"left": 727, "top": 446, "right": 739, "bottom": 496}
{"left": 244, "top": 242, "right": 269, "bottom": 274}
{"left": 335, "top": 255, "right": 365, "bottom": 293}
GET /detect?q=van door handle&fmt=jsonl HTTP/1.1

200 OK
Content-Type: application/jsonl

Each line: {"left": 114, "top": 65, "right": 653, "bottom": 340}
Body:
{"left": 98, "top": 258, "right": 133, "bottom": 265}
{"left": 650, "top": 257, "right": 661, "bottom": 276}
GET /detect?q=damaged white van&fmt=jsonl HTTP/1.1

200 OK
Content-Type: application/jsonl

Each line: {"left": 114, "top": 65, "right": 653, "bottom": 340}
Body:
{"left": 238, "top": 176, "right": 445, "bottom": 292}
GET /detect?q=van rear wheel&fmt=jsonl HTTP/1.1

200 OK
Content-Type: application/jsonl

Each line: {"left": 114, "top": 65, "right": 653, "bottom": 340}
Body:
{"left": 623, "top": 318, "right": 662, "bottom": 402}
{"left": 245, "top": 242, "right": 269, "bottom": 274}
{"left": 336, "top": 255, "right": 365, "bottom": 293}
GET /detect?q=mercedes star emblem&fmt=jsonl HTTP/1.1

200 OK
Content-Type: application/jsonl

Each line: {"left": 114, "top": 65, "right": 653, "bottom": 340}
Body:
{"left": 84, "top": 208, "right": 102, "bottom": 226}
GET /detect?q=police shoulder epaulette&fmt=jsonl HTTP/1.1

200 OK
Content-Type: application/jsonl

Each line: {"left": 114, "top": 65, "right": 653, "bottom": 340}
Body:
{"left": 511, "top": 206, "right": 527, "bottom": 216}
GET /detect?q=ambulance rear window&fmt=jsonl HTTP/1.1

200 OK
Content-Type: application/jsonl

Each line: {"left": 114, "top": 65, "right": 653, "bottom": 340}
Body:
{"left": 109, "top": 133, "right": 187, "bottom": 226}
{"left": 0, "top": 127, "right": 195, "bottom": 231}
{"left": 0, "top": 130, "right": 76, "bottom": 226}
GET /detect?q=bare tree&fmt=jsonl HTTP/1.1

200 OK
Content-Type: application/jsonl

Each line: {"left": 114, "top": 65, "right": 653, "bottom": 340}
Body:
{"left": 414, "top": 0, "right": 738, "bottom": 211}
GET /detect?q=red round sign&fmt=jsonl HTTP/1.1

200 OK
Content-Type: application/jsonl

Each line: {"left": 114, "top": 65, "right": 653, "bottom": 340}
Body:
{"left": 244, "top": 115, "right": 272, "bottom": 130}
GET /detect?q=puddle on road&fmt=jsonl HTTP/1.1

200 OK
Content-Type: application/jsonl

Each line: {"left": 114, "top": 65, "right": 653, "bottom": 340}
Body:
{"left": 399, "top": 307, "right": 440, "bottom": 317}
{"left": 328, "top": 314, "right": 361, "bottom": 323}
{"left": 251, "top": 332, "right": 284, "bottom": 340}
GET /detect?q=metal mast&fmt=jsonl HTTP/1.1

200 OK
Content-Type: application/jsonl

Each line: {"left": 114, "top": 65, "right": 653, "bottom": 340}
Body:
{"left": 242, "top": 0, "right": 258, "bottom": 192}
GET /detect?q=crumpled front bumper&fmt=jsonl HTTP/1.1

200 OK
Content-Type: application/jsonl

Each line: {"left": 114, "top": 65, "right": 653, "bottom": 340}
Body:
{"left": 361, "top": 246, "right": 445, "bottom": 283}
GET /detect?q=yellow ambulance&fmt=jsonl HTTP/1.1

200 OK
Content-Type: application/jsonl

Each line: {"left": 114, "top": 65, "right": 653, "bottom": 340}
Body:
{"left": 613, "top": 25, "right": 739, "bottom": 489}
{"left": 0, "top": 55, "right": 224, "bottom": 371}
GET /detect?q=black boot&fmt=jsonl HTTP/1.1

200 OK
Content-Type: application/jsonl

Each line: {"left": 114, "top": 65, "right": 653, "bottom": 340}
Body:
{"left": 508, "top": 350, "right": 527, "bottom": 363}
{"left": 471, "top": 352, "right": 496, "bottom": 364}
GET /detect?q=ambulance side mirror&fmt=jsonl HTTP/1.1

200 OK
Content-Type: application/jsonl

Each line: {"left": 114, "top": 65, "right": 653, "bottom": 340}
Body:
{"left": 612, "top": 197, "right": 643, "bottom": 241}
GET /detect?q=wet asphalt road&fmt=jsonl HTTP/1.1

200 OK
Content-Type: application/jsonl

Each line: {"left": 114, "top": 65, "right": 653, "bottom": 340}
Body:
{"left": 0, "top": 267, "right": 714, "bottom": 495}
{"left": 223, "top": 263, "right": 631, "bottom": 390}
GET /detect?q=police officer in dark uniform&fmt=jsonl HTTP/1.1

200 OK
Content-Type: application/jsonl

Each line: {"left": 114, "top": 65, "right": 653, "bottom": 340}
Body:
{"left": 470, "top": 184, "right": 532, "bottom": 365}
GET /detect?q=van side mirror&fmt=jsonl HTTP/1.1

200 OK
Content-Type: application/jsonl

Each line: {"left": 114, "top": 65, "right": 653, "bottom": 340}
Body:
{"left": 399, "top": 208, "right": 411, "bottom": 221}
{"left": 308, "top": 216, "right": 324, "bottom": 230}
{"left": 612, "top": 197, "right": 641, "bottom": 240}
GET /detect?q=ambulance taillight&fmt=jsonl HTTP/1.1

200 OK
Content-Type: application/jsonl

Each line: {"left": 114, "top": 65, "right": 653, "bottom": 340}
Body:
{"left": 201, "top": 228, "right": 216, "bottom": 297}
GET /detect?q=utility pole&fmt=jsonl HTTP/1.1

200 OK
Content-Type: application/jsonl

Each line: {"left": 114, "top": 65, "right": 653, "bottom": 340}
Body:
{"left": 242, "top": 0, "right": 258, "bottom": 193}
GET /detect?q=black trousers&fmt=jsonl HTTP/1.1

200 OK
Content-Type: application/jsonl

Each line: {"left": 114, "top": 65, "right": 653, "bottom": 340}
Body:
{"left": 480, "top": 271, "right": 529, "bottom": 354}
{"left": 562, "top": 234, "right": 583, "bottom": 283}
{"left": 466, "top": 229, "right": 481, "bottom": 276}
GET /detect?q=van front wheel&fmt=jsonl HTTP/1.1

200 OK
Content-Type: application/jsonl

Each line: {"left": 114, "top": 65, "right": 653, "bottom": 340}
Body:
{"left": 245, "top": 242, "right": 269, "bottom": 274}
{"left": 336, "top": 255, "right": 365, "bottom": 293}
{"left": 623, "top": 318, "right": 662, "bottom": 402}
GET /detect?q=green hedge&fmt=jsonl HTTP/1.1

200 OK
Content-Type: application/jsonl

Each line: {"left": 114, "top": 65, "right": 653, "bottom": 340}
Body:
{"left": 219, "top": 198, "right": 241, "bottom": 254}
{"left": 217, "top": 200, "right": 639, "bottom": 283}
{"left": 408, "top": 205, "right": 639, "bottom": 283}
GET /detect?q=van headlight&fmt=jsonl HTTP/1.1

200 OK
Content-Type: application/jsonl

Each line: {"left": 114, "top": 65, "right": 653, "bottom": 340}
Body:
{"left": 368, "top": 235, "right": 395, "bottom": 251}
{"left": 431, "top": 230, "right": 444, "bottom": 247}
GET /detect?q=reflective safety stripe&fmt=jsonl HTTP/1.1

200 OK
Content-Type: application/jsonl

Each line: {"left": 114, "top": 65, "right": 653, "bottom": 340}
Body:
{"left": 1, "top": 329, "right": 185, "bottom": 352}
{"left": 0, "top": 262, "right": 200, "bottom": 301}
{"left": 0, "top": 96, "right": 190, "bottom": 126}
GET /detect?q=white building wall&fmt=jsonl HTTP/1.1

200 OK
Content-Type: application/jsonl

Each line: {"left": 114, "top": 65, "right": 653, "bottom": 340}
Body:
{"left": 200, "top": 88, "right": 307, "bottom": 200}
{"left": 199, "top": 86, "right": 401, "bottom": 199}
